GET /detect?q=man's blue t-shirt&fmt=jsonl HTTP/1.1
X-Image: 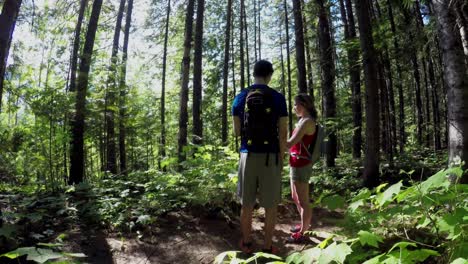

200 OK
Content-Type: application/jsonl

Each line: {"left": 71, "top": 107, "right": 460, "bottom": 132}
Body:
{"left": 232, "top": 84, "right": 288, "bottom": 153}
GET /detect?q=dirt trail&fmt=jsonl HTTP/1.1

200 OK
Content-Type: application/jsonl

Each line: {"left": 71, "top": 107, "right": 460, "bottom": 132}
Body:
{"left": 66, "top": 202, "right": 343, "bottom": 264}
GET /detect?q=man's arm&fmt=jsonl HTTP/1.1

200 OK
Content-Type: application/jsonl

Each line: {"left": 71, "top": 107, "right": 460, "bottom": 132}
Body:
{"left": 278, "top": 117, "right": 288, "bottom": 156}
{"left": 233, "top": 116, "right": 241, "bottom": 137}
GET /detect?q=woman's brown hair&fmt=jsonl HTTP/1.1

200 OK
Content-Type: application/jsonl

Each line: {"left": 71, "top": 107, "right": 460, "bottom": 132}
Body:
{"left": 294, "top": 93, "right": 318, "bottom": 120}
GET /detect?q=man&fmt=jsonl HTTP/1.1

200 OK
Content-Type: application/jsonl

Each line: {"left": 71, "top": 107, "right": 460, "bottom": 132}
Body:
{"left": 232, "top": 60, "right": 288, "bottom": 254}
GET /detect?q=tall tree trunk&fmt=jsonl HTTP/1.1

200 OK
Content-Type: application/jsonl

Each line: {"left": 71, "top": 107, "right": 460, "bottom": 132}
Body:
{"left": 354, "top": 0, "right": 380, "bottom": 187}
{"left": 0, "top": 0, "right": 22, "bottom": 113}
{"left": 284, "top": 0, "right": 293, "bottom": 133}
{"left": 68, "top": 0, "right": 88, "bottom": 92}
{"left": 243, "top": 2, "right": 251, "bottom": 86}
{"left": 403, "top": 10, "right": 424, "bottom": 145}
{"left": 280, "top": 29, "right": 286, "bottom": 96}
{"left": 292, "top": 0, "right": 308, "bottom": 94}
{"left": 119, "top": 0, "right": 133, "bottom": 175}
{"left": 159, "top": 0, "right": 170, "bottom": 169}
{"left": 253, "top": 0, "right": 258, "bottom": 61}
{"left": 301, "top": 0, "right": 315, "bottom": 101}
{"left": 222, "top": 0, "right": 233, "bottom": 145}
{"left": 433, "top": 0, "right": 468, "bottom": 182}
{"left": 239, "top": 0, "right": 245, "bottom": 89}
{"left": 428, "top": 54, "right": 442, "bottom": 150}
{"left": 422, "top": 58, "right": 432, "bottom": 147}
{"left": 316, "top": 0, "right": 337, "bottom": 167}
{"left": 69, "top": 0, "right": 103, "bottom": 184}
{"left": 257, "top": 0, "right": 261, "bottom": 59}
{"left": 455, "top": 1, "right": 468, "bottom": 61}
{"left": 386, "top": 0, "right": 405, "bottom": 153}
{"left": 231, "top": 12, "right": 239, "bottom": 150}
{"left": 105, "top": 0, "right": 126, "bottom": 174}
{"left": 231, "top": 13, "right": 239, "bottom": 150}
{"left": 342, "top": 0, "right": 362, "bottom": 158}
{"left": 192, "top": 0, "right": 204, "bottom": 145}
{"left": 177, "top": 0, "right": 195, "bottom": 163}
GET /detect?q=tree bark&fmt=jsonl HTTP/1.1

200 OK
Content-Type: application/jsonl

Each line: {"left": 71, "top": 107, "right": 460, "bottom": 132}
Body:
{"left": 0, "top": 0, "right": 22, "bottom": 113}
{"left": 243, "top": 2, "right": 250, "bottom": 86}
{"left": 69, "top": 0, "right": 103, "bottom": 184}
{"left": 386, "top": 0, "right": 406, "bottom": 153}
{"left": 354, "top": 0, "right": 380, "bottom": 187}
{"left": 454, "top": 1, "right": 468, "bottom": 61}
{"left": 342, "top": 0, "right": 362, "bottom": 158}
{"left": 159, "top": 0, "right": 170, "bottom": 169}
{"left": 292, "top": 0, "right": 308, "bottom": 94}
{"left": 119, "top": 0, "right": 134, "bottom": 175}
{"left": 222, "top": 0, "right": 232, "bottom": 145}
{"left": 301, "top": 0, "right": 315, "bottom": 102}
{"left": 105, "top": 0, "right": 126, "bottom": 174}
{"left": 68, "top": 0, "right": 88, "bottom": 93}
{"left": 239, "top": 0, "right": 245, "bottom": 89}
{"left": 433, "top": 0, "right": 468, "bottom": 182}
{"left": 192, "top": 0, "right": 204, "bottom": 145}
{"left": 177, "top": 0, "right": 195, "bottom": 163}
{"left": 283, "top": 0, "right": 293, "bottom": 134}
{"left": 316, "top": 0, "right": 337, "bottom": 167}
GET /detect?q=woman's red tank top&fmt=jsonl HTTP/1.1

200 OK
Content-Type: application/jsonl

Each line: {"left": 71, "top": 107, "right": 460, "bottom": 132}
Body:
{"left": 289, "top": 127, "right": 317, "bottom": 168}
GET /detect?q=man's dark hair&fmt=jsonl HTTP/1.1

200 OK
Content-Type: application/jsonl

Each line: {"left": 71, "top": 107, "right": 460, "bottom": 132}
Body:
{"left": 253, "top": 60, "right": 274, "bottom": 78}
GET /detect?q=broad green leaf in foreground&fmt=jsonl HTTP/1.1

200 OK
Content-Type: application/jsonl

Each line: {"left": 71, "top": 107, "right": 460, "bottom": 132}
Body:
{"left": 358, "top": 230, "right": 383, "bottom": 248}
{"left": 376, "top": 181, "right": 403, "bottom": 207}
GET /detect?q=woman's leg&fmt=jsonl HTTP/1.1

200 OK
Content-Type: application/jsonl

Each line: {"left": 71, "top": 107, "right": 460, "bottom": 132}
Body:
{"left": 290, "top": 176, "right": 302, "bottom": 216}
{"left": 293, "top": 180, "right": 311, "bottom": 233}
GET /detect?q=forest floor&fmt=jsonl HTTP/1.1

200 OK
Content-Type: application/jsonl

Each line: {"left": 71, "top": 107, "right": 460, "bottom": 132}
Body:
{"left": 62, "top": 202, "right": 343, "bottom": 264}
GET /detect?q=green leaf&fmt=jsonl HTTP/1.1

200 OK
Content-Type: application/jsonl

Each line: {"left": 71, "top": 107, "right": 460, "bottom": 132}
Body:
{"left": 317, "top": 242, "right": 352, "bottom": 264}
{"left": 437, "top": 208, "right": 466, "bottom": 239}
{"left": 387, "top": 241, "right": 417, "bottom": 253}
{"left": 322, "top": 194, "right": 346, "bottom": 210}
{"left": 136, "top": 214, "right": 152, "bottom": 225}
{"left": 348, "top": 199, "right": 364, "bottom": 212}
{"left": 285, "top": 252, "right": 302, "bottom": 264}
{"left": 361, "top": 253, "right": 384, "bottom": 264}
{"left": 318, "top": 235, "right": 335, "bottom": 249}
{"left": 376, "top": 183, "right": 388, "bottom": 193}
{"left": 300, "top": 247, "right": 322, "bottom": 263}
{"left": 214, "top": 251, "right": 238, "bottom": 263}
{"left": 37, "top": 242, "right": 63, "bottom": 247}
{"left": 0, "top": 224, "right": 17, "bottom": 239}
{"left": 450, "top": 258, "right": 468, "bottom": 264}
{"left": 419, "top": 169, "right": 449, "bottom": 194}
{"left": 63, "top": 252, "right": 87, "bottom": 258}
{"left": 352, "top": 188, "right": 371, "bottom": 202}
{"left": 0, "top": 247, "right": 63, "bottom": 263}
{"left": 358, "top": 230, "right": 383, "bottom": 248}
{"left": 376, "top": 181, "right": 403, "bottom": 207}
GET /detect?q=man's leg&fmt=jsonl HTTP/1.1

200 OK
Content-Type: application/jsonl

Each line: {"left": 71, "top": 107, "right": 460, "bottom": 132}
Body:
{"left": 240, "top": 205, "right": 254, "bottom": 244}
{"left": 264, "top": 206, "right": 278, "bottom": 249}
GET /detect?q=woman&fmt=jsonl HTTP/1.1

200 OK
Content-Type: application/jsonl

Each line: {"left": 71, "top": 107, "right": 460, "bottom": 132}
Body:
{"left": 286, "top": 94, "right": 318, "bottom": 243}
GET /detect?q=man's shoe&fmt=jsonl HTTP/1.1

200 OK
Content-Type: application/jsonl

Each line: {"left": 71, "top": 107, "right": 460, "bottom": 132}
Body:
{"left": 261, "top": 245, "right": 279, "bottom": 255}
{"left": 239, "top": 240, "right": 254, "bottom": 254}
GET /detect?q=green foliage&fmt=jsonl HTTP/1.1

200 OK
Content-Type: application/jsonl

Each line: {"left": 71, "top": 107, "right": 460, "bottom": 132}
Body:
{"left": 0, "top": 245, "right": 85, "bottom": 263}
{"left": 215, "top": 166, "right": 467, "bottom": 264}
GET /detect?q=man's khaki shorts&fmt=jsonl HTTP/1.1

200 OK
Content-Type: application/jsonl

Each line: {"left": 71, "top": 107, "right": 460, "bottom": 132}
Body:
{"left": 237, "top": 152, "right": 282, "bottom": 208}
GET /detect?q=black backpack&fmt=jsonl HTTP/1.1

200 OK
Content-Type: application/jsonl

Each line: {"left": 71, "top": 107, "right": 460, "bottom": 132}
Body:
{"left": 242, "top": 87, "right": 279, "bottom": 154}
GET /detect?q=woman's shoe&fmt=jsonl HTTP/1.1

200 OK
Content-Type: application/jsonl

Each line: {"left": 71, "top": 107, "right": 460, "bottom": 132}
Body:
{"left": 290, "top": 224, "right": 301, "bottom": 233}
{"left": 287, "top": 232, "right": 307, "bottom": 243}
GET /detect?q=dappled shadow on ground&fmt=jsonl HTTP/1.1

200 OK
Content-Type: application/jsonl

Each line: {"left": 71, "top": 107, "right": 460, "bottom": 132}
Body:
{"left": 85, "top": 201, "right": 343, "bottom": 264}
{"left": 65, "top": 186, "right": 114, "bottom": 264}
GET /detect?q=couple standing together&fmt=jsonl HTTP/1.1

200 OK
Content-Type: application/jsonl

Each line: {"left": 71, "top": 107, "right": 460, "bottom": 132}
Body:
{"left": 232, "top": 60, "right": 318, "bottom": 254}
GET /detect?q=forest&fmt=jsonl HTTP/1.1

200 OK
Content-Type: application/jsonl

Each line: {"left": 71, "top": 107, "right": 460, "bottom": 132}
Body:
{"left": 0, "top": 0, "right": 467, "bottom": 263}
